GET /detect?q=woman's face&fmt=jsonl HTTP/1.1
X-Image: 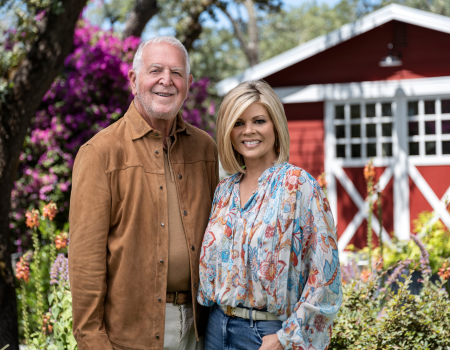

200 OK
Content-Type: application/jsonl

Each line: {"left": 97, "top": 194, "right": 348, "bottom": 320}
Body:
{"left": 230, "top": 103, "right": 277, "bottom": 165}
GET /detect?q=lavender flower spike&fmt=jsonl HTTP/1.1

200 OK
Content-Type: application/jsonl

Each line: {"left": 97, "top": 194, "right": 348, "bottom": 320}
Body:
{"left": 410, "top": 234, "right": 431, "bottom": 274}
{"left": 50, "top": 254, "right": 69, "bottom": 286}
{"left": 380, "top": 259, "right": 413, "bottom": 293}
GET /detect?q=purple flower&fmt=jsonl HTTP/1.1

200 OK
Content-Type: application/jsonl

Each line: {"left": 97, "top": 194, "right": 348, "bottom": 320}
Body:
{"left": 380, "top": 259, "right": 413, "bottom": 293}
{"left": 410, "top": 234, "right": 431, "bottom": 274}
{"left": 50, "top": 254, "right": 69, "bottom": 286}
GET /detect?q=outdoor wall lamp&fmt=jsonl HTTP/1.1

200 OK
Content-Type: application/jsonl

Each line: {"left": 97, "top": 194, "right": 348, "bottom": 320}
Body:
{"left": 379, "top": 43, "right": 403, "bottom": 67}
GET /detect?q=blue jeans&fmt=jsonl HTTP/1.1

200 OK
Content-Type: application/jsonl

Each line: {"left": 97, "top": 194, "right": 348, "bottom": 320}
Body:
{"left": 205, "top": 304, "right": 283, "bottom": 350}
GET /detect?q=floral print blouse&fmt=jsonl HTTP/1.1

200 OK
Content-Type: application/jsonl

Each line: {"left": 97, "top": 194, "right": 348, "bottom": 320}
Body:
{"left": 197, "top": 162, "right": 342, "bottom": 350}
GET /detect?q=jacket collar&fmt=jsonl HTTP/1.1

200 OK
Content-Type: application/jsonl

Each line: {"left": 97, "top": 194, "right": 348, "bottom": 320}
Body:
{"left": 125, "top": 100, "right": 191, "bottom": 141}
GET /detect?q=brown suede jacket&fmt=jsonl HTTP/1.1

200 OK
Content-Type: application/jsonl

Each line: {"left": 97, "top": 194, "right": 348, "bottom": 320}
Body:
{"left": 68, "top": 102, "right": 219, "bottom": 350}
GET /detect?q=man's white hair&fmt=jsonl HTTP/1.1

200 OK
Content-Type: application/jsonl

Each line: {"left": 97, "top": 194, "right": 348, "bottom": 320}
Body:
{"left": 132, "top": 36, "right": 190, "bottom": 75}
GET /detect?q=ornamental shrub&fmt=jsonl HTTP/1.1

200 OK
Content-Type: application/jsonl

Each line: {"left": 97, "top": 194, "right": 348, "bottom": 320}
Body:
{"left": 331, "top": 260, "right": 450, "bottom": 349}
{"left": 10, "top": 20, "right": 217, "bottom": 251}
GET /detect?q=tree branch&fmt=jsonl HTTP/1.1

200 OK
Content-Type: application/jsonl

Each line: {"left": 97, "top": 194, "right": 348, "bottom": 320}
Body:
{"left": 220, "top": 1, "right": 259, "bottom": 67}
{"left": 176, "top": 0, "right": 214, "bottom": 52}
{"left": 221, "top": 8, "right": 252, "bottom": 63}
{"left": 244, "top": 0, "right": 259, "bottom": 66}
{"left": 123, "top": 0, "right": 159, "bottom": 38}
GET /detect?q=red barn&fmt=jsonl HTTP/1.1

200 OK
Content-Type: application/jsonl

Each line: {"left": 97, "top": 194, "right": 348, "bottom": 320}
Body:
{"left": 217, "top": 4, "right": 450, "bottom": 251}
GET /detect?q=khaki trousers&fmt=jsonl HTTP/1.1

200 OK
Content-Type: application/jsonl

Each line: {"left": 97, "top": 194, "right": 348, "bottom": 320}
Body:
{"left": 164, "top": 304, "right": 204, "bottom": 350}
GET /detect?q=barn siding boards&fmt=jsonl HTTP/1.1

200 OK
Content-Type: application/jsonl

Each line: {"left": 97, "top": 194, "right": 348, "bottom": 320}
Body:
{"left": 284, "top": 102, "right": 324, "bottom": 178}
{"left": 265, "top": 22, "right": 450, "bottom": 88}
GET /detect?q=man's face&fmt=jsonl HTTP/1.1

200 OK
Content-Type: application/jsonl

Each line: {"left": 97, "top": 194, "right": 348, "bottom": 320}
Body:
{"left": 129, "top": 42, "right": 193, "bottom": 121}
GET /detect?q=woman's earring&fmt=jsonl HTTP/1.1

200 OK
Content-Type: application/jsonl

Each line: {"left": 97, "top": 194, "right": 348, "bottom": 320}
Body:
{"left": 275, "top": 137, "right": 281, "bottom": 153}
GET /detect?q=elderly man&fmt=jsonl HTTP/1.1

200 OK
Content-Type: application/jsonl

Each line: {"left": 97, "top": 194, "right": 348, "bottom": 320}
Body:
{"left": 68, "top": 36, "right": 218, "bottom": 350}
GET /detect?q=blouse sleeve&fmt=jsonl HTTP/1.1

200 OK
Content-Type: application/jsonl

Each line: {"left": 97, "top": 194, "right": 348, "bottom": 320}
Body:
{"left": 197, "top": 177, "right": 227, "bottom": 306}
{"left": 276, "top": 176, "right": 342, "bottom": 350}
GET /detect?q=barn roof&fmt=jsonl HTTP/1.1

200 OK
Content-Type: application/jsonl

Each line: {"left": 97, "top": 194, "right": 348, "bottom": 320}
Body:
{"left": 216, "top": 4, "right": 450, "bottom": 96}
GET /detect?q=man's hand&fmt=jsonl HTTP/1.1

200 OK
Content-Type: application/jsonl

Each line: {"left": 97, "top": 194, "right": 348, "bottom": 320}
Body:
{"left": 259, "top": 334, "right": 283, "bottom": 350}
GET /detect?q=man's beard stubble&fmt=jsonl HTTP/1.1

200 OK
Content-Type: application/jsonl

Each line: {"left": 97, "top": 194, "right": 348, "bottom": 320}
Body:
{"left": 136, "top": 86, "right": 179, "bottom": 121}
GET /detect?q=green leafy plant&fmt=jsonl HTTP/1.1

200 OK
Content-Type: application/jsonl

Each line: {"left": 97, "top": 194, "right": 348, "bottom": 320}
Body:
{"left": 382, "top": 211, "right": 450, "bottom": 274}
{"left": 332, "top": 260, "right": 450, "bottom": 349}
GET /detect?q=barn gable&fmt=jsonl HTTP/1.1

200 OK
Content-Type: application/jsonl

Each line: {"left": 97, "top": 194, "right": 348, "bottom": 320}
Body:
{"left": 217, "top": 4, "right": 450, "bottom": 94}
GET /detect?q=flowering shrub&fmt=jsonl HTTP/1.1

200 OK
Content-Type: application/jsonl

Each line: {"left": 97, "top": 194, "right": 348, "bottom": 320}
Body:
{"left": 10, "top": 20, "right": 217, "bottom": 251}
{"left": 332, "top": 258, "right": 450, "bottom": 349}
{"left": 16, "top": 203, "right": 74, "bottom": 348}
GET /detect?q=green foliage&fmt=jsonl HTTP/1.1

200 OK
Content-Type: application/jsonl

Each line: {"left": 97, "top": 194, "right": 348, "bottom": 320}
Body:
{"left": 382, "top": 212, "right": 450, "bottom": 273}
{"left": 258, "top": 1, "right": 357, "bottom": 62}
{"left": 190, "top": 26, "right": 248, "bottom": 82}
{"left": 46, "top": 282, "right": 77, "bottom": 349}
{"left": 331, "top": 266, "right": 450, "bottom": 349}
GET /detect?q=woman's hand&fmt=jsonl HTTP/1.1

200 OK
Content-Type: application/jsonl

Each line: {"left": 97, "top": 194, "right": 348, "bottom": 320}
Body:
{"left": 259, "top": 334, "right": 283, "bottom": 350}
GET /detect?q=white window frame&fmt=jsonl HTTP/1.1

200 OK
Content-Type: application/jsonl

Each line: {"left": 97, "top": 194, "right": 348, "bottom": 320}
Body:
{"left": 406, "top": 96, "right": 450, "bottom": 161}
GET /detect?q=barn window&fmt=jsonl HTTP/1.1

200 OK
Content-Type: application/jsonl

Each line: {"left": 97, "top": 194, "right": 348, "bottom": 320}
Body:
{"left": 333, "top": 102, "right": 394, "bottom": 160}
{"left": 407, "top": 98, "right": 450, "bottom": 157}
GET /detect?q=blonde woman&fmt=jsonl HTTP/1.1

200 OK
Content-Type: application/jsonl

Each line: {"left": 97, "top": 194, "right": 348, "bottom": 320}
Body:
{"left": 197, "top": 81, "right": 342, "bottom": 350}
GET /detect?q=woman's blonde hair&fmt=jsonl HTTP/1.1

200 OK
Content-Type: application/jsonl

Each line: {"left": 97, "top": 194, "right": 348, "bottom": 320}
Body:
{"left": 217, "top": 80, "right": 290, "bottom": 174}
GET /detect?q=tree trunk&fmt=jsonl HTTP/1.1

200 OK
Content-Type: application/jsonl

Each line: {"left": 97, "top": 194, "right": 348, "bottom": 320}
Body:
{"left": 123, "top": 0, "right": 159, "bottom": 38}
{"left": 0, "top": 0, "right": 87, "bottom": 347}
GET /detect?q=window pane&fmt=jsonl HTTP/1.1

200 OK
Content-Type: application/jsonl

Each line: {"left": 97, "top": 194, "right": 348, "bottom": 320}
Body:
{"left": 366, "top": 104, "right": 376, "bottom": 118}
{"left": 409, "top": 142, "right": 419, "bottom": 156}
{"left": 351, "top": 124, "right": 361, "bottom": 138}
{"left": 442, "top": 120, "right": 450, "bottom": 134}
{"left": 351, "top": 105, "right": 360, "bottom": 119}
{"left": 425, "top": 121, "right": 436, "bottom": 135}
{"left": 366, "top": 143, "right": 376, "bottom": 157}
{"left": 425, "top": 141, "right": 436, "bottom": 155}
{"left": 408, "top": 101, "right": 419, "bottom": 116}
{"left": 443, "top": 141, "right": 450, "bottom": 155}
{"left": 336, "top": 144, "right": 345, "bottom": 158}
{"left": 366, "top": 124, "right": 376, "bottom": 137}
{"left": 381, "top": 103, "right": 392, "bottom": 116}
{"left": 424, "top": 100, "right": 435, "bottom": 114}
{"left": 382, "top": 123, "right": 392, "bottom": 137}
{"left": 382, "top": 143, "right": 392, "bottom": 157}
{"left": 351, "top": 144, "right": 361, "bottom": 158}
{"left": 408, "top": 121, "right": 419, "bottom": 136}
{"left": 442, "top": 100, "right": 450, "bottom": 114}
{"left": 335, "top": 125, "right": 345, "bottom": 139}
{"left": 335, "top": 105, "right": 345, "bottom": 119}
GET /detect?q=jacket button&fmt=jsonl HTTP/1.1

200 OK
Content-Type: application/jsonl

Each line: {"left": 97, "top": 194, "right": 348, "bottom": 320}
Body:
{"left": 194, "top": 283, "right": 198, "bottom": 288}
{"left": 160, "top": 259, "right": 163, "bottom": 263}
{"left": 155, "top": 150, "right": 159, "bottom": 154}
{"left": 191, "top": 246, "right": 195, "bottom": 251}
{"left": 158, "top": 297, "right": 161, "bottom": 301}
{"left": 178, "top": 174, "right": 182, "bottom": 179}
{"left": 161, "top": 223, "right": 165, "bottom": 227}
{"left": 160, "top": 185, "right": 163, "bottom": 189}
{"left": 183, "top": 211, "right": 187, "bottom": 216}
{"left": 156, "top": 334, "right": 160, "bottom": 339}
